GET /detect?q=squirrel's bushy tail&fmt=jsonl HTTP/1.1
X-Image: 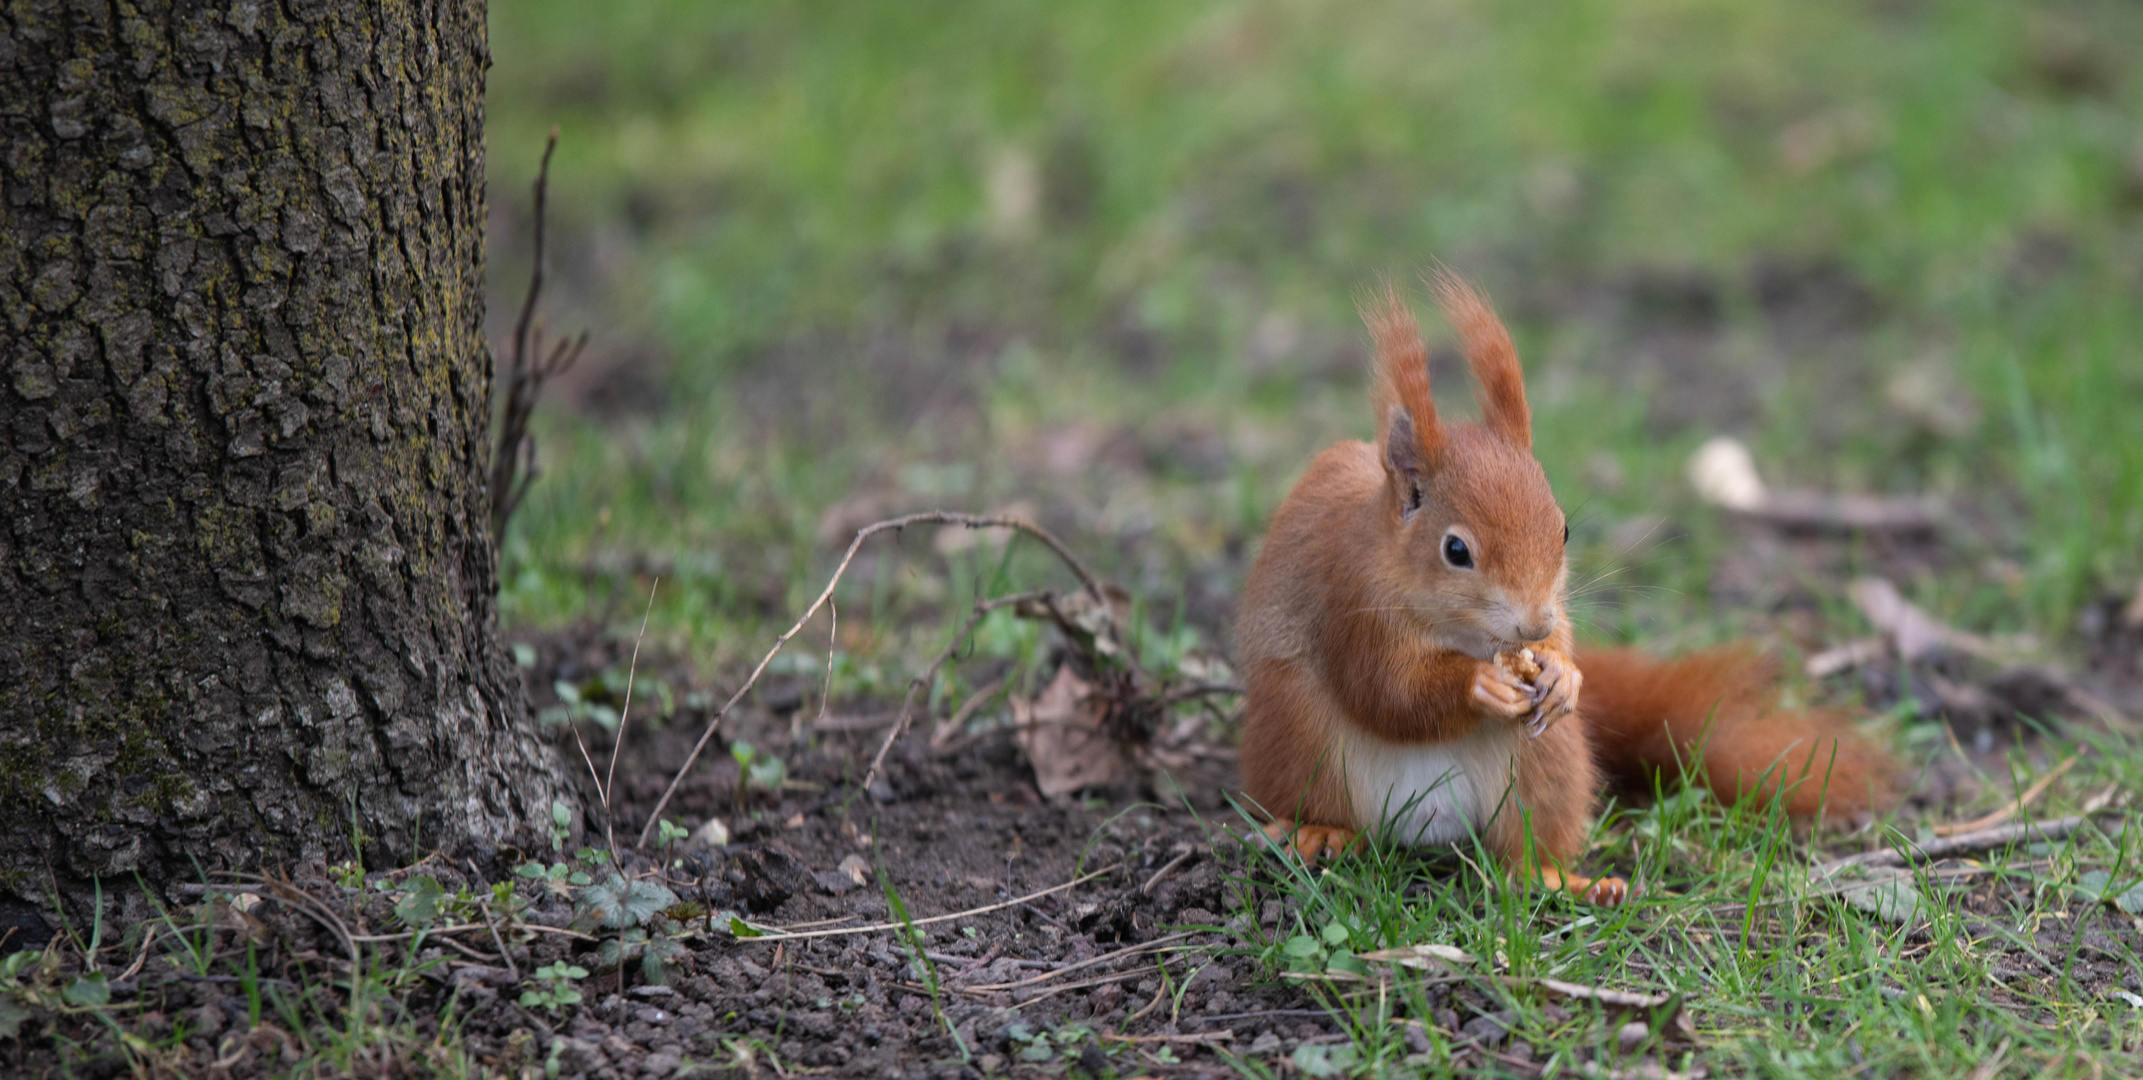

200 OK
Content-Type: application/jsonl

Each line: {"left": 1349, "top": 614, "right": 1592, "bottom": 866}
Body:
{"left": 1576, "top": 645, "right": 1892, "bottom": 816}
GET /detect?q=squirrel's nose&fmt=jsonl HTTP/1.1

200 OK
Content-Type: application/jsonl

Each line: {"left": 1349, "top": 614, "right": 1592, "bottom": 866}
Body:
{"left": 1517, "top": 614, "right": 1554, "bottom": 642}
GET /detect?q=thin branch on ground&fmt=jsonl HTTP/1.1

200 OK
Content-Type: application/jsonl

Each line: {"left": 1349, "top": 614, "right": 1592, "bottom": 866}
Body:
{"left": 1815, "top": 790, "right": 2120, "bottom": 878}
{"left": 1101, "top": 1030, "right": 1236, "bottom": 1045}
{"left": 932, "top": 674, "right": 1009, "bottom": 749}
{"left": 476, "top": 897, "right": 520, "bottom": 983}
{"left": 600, "top": 579, "right": 659, "bottom": 853}
{"left": 1718, "top": 861, "right": 2027, "bottom": 913}
{"left": 965, "top": 968, "right": 1156, "bottom": 1004}
{"left": 732, "top": 862, "right": 1123, "bottom": 943}
{"left": 1123, "top": 971, "right": 1171, "bottom": 1025}
{"left": 861, "top": 589, "right": 1050, "bottom": 795}
{"left": 345, "top": 922, "right": 596, "bottom": 944}
{"left": 1140, "top": 844, "right": 1197, "bottom": 894}
{"left": 957, "top": 930, "right": 1196, "bottom": 992}
{"left": 490, "top": 126, "right": 588, "bottom": 542}
{"left": 1932, "top": 754, "right": 2077, "bottom": 838}
{"left": 639, "top": 511, "right": 1106, "bottom": 846}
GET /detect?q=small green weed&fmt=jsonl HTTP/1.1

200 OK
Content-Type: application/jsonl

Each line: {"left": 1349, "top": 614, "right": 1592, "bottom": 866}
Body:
{"left": 728, "top": 740, "right": 788, "bottom": 815}
{"left": 519, "top": 961, "right": 590, "bottom": 1013}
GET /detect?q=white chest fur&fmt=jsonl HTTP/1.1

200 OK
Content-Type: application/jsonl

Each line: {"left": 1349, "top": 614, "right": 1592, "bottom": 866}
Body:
{"left": 1334, "top": 721, "right": 1522, "bottom": 846}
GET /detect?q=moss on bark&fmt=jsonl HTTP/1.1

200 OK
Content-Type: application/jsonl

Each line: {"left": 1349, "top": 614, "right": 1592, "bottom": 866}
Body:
{"left": 0, "top": 0, "right": 570, "bottom": 932}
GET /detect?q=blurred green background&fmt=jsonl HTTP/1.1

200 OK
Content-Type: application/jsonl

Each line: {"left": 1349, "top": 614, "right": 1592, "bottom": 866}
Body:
{"left": 483, "top": 0, "right": 2142, "bottom": 675}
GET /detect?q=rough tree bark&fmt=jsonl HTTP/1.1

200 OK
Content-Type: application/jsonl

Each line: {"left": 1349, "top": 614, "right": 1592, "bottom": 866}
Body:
{"left": 0, "top": 0, "right": 568, "bottom": 931}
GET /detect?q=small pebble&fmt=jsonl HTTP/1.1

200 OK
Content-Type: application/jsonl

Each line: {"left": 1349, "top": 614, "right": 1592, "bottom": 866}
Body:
{"left": 1459, "top": 1010, "right": 1514, "bottom": 1046}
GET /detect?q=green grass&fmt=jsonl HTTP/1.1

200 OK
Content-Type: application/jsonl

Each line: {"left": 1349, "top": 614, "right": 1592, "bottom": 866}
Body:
{"left": 475, "top": 3, "right": 2143, "bottom": 1073}
{"left": 487, "top": 0, "right": 2143, "bottom": 664}
{"left": 1223, "top": 733, "right": 2143, "bottom": 1076}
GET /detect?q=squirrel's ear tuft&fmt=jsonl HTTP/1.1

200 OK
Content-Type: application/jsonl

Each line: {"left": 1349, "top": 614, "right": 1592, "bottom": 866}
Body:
{"left": 1363, "top": 282, "right": 1444, "bottom": 482}
{"left": 1428, "top": 268, "right": 1530, "bottom": 450}
{"left": 1384, "top": 404, "right": 1431, "bottom": 513}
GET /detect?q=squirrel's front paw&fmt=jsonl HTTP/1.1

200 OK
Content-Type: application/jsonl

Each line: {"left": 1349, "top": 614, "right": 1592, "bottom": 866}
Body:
{"left": 1470, "top": 661, "right": 1534, "bottom": 721}
{"left": 1527, "top": 647, "right": 1583, "bottom": 730}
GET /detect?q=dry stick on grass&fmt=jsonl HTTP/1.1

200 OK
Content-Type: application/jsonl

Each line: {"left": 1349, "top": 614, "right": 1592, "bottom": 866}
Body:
{"left": 861, "top": 589, "right": 1051, "bottom": 795}
{"left": 491, "top": 126, "right": 587, "bottom": 541}
{"left": 1717, "top": 862, "right": 2028, "bottom": 915}
{"left": 733, "top": 862, "right": 1123, "bottom": 943}
{"left": 476, "top": 897, "right": 520, "bottom": 983}
{"left": 602, "top": 579, "right": 660, "bottom": 853}
{"left": 1933, "top": 754, "right": 2078, "bottom": 838}
{"left": 639, "top": 511, "right": 1107, "bottom": 847}
{"left": 1815, "top": 792, "right": 2120, "bottom": 879}
{"left": 1101, "top": 1031, "right": 1236, "bottom": 1046}
{"left": 116, "top": 924, "right": 158, "bottom": 983}
{"left": 561, "top": 580, "right": 658, "bottom": 857}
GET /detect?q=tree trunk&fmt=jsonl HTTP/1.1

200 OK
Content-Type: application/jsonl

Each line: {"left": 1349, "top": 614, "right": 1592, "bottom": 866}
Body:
{"left": 0, "top": 0, "right": 568, "bottom": 929}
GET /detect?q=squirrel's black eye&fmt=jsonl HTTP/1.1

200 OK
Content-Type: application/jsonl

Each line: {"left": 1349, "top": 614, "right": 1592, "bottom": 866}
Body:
{"left": 1442, "top": 533, "right": 1474, "bottom": 569}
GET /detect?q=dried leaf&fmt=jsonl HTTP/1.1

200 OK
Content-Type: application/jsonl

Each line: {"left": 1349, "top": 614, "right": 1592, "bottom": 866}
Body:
{"left": 1050, "top": 588, "right": 1129, "bottom": 658}
{"left": 1013, "top": 665, "right": 1120, "bottom": 796}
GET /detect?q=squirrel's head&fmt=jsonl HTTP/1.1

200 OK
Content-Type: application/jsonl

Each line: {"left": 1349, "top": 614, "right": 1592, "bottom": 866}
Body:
{"left": 1364, "top": 272, "right": 1567, "bottom": 659}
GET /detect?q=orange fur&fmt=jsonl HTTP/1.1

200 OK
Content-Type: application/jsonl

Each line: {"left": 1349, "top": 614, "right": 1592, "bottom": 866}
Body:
{"left": 1237, "top": 271, "right": 1894, "bottom": 903}
{"left": 1428, "top": 269, "right": 1530, "bottom": 449}
{"left": 1577, "top": 646, "right": 1892, "bottom": 816}
{"left": 1363, "top": 283, "right": 1443, "bottom": 471}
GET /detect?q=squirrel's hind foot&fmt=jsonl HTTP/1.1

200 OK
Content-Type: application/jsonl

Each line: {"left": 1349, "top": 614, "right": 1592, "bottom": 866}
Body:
{"left": 1540, "top": 865, "right": 1631, "bottom": 907}
{"left": 1261, "top": 820, "right": 1360, "bottom": 864}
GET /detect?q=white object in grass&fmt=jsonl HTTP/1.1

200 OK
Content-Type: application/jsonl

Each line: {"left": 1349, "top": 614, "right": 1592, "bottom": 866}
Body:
{"left": 1687, "top": 435, "right": 1767, "bottom": 511}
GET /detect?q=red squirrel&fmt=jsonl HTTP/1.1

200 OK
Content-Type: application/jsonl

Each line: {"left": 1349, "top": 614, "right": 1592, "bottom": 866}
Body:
{"left": 1235, "top": 272, "right": 1892, "bottom": 905}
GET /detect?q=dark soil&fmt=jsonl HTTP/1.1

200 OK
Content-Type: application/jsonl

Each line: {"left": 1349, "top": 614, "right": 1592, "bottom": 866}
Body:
{"left": 503, "top": 652, "right": 1348, "bottom": 1079}
{"left": 10, "top": 500, "right": 2143, "bottom": 1078}
{"left": 1, "top": 626, "right": 1367, "bottom": 1078}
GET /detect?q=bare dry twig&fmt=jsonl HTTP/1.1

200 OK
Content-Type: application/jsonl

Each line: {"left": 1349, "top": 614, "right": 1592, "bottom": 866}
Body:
{"left": 1140, "top": 843, "right": 1196, "bottom": 894}
{"left": 932, "top": 674, "right": 1008, "bottom": 748}
{"left": 957, "top": 931, "right": 1197, "bottom": 993}
{"left": 638, "top": 511, "right": 1106, "bottom": 846}
{"left": 731, "top": 862, "right": 1123, "bottom": 943}
{"left": 596, "top": 579, "right": 659, "bottom": 853}
{"left": 1932, "top": 754, "right": 2077, "bottom": 838}
{"left": 860, "top": 589, "right": 1050, "bottom": 794}
{"left": 491, "top": 127, "right": 588, "bottom": 542}
{"left": 1814, "top": 793, "right": 2118, "bottom": 879}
